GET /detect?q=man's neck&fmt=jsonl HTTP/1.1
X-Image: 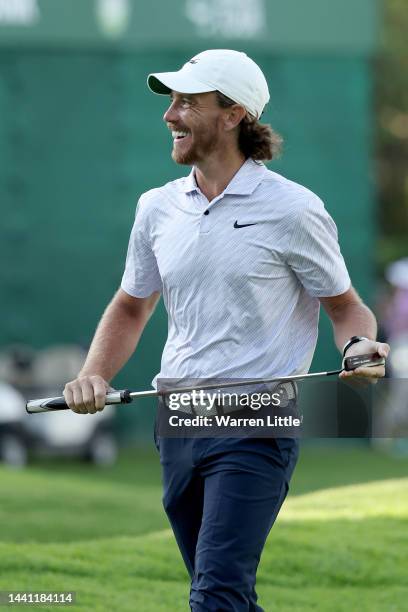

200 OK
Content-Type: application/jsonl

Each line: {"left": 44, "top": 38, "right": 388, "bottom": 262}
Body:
{"left": 194, "top": 151, "right": 246, "bottom": 203}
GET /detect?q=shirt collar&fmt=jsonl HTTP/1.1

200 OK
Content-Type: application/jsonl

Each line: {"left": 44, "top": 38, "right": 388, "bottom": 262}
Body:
{"left": 180, "top": 168, "right": 199, "bottom": 194}
{"left": 179, "top": 158, "right": 266, "bottom": 196}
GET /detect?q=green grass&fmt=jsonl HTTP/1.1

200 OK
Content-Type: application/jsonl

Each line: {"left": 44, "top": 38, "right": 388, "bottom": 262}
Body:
{"left": 0, "top": 447, "right": 407, "bottom": 611}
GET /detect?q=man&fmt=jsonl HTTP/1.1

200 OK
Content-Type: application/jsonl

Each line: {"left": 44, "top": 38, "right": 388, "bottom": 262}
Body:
{"left": 64, "top": 50, "right": 389, "bottom": 611}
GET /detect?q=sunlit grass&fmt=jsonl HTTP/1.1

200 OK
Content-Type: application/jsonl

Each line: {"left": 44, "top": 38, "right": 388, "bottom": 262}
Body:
{"left": 0, "top": 448, "right": 407, "bottom": 610}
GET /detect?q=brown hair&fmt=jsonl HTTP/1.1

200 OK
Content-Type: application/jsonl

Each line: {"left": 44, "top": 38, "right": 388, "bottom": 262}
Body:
{"left": 215, "top": 91, "right": 283, "bottom": 161}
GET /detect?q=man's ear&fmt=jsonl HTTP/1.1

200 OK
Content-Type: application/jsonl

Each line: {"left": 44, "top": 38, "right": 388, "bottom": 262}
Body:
{"left": 223, "top": 105, "right": 247, "bottom": 131}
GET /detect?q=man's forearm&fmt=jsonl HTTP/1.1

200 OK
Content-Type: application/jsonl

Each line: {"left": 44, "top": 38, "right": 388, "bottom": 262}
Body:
{"left": 78, "top": 292, "right": 158, "bottom": 382}
{"left": 320, "top": 287, "right": 388, "bottom": 382}
{"left": 329, "top": 301, "right": 377, "bottom": 354}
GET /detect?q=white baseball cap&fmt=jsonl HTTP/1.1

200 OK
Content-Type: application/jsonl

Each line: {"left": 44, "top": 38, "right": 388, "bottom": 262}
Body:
{"left": 147, "top": 49, "right": 270, "bottom": 119}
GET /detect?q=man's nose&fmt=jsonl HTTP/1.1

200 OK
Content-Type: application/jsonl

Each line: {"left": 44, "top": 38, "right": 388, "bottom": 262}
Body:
{"left": 163, "top": 101, "right": 178, "bottom": 123}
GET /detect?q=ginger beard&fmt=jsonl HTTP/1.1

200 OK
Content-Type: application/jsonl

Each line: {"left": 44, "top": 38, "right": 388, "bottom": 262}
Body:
{"left": 171, "top": 115, "right": 224, "bottom": 165}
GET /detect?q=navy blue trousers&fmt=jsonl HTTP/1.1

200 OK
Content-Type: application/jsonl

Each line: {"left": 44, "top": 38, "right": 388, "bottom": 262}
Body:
{"left": 155, "top": 408, "right": 299, "bottom": 611}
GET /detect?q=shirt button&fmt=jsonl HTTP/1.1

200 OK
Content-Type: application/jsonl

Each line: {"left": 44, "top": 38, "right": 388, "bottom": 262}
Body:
{"left": 204, "top": 210, "right": 209, "bottom": 215}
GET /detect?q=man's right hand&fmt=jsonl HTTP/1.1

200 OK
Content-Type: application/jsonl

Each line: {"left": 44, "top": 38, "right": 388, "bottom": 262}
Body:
{"left": 63, "top": 375, "right": 113, "bottom": 414}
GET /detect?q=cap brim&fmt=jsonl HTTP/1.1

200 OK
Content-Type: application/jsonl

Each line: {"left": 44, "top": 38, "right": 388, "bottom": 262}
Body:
{"left": 147, "top": 71, "right": 215, "bottom": 96}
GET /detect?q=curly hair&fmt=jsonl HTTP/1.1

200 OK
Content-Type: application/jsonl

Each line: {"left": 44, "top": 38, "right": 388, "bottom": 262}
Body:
{"left": 215, "top": 91, "right": 283, "bottom": 161}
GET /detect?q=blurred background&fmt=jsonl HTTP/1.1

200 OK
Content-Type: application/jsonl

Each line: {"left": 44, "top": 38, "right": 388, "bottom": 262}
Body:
{"left": 1, "top": 0, "right": 407, "bottom": 454}
{"left": 0, "top": 0, "right": 408, "bottom": 610}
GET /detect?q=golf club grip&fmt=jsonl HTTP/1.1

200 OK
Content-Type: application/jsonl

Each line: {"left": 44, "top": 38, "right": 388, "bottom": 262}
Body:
{"left": 26, "top": 389, "right": 133, "bottom": 414}
{"left": 343, "top": 352, "right": 385, "bottom": 371}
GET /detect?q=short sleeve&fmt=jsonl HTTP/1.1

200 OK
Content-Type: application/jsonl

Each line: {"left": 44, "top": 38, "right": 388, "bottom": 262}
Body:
{"left": 121, "top": 199, "right": 162, "bottom": 298}
{"left": 284, "top": 197, "right": 351, "bottom": 297}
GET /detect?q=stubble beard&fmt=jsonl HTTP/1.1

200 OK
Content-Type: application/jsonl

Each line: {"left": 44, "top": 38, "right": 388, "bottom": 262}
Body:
{"left": 171, "top": 122, "right": 220, "bottom": 166}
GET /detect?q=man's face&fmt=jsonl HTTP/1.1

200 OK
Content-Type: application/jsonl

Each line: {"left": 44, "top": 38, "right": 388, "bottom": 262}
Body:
{"left": 163, "top": 91, "right": 226, "bottom": 165}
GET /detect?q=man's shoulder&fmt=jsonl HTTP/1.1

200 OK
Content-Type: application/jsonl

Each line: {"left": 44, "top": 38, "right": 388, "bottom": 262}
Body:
{"left": 260, "top": 167, "right": 323, "bottom": 209}
{"left": 138, "top": 175, "right": 189, "bottom": 207}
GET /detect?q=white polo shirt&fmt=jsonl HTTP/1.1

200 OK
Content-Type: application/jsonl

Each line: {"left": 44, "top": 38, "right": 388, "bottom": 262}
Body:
{"left": 121, "top": 158, "right": 351, "bottom": 385}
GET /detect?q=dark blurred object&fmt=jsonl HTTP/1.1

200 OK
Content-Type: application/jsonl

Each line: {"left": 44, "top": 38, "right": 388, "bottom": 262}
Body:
{"left": 0, "top": 344, "right": 118, "bottom": 467}
{"left": 377, "top": 1, "right": 408, "bottom": 267}
{"left": 383, "top": 258, "right": 408, "bottom": 341}
{"left": 372, "top": 258, "right": 408, "bottom": 454}
{"left": 0, "top": 343, "right": 36, "bottom": 388}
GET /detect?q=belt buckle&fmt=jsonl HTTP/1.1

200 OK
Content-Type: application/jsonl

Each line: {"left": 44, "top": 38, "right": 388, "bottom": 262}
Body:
{"left": 275, "top": 381, "right": 297, "bottom": 407}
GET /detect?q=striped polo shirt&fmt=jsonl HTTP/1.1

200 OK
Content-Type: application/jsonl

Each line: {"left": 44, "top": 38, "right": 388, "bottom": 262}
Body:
{"left": 121, "top": 158, "right": 351, "bottom": 385}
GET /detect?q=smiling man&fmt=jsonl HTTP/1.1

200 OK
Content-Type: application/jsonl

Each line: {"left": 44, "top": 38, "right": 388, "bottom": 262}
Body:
{"left": 63, "top": 50, "right": 389, "bottom": 611}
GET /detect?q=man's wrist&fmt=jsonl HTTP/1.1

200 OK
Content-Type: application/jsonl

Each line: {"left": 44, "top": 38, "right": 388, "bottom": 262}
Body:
{"left": 342, "top": 336, "right": 370, "bottom": 358}
{"left": 77, "top": 370, "right": 110, "bottom": 381}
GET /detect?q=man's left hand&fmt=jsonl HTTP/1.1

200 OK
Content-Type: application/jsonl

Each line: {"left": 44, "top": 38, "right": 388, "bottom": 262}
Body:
{"left": 339, "top": 339, "right": 390, "bottom": 385}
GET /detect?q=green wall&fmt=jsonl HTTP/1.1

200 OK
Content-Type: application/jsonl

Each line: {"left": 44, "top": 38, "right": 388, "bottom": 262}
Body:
{"left": 0, "top": 51, "right": 375, "bottom": 338}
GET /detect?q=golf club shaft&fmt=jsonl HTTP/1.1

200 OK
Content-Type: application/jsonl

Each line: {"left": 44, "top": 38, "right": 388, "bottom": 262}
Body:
{"left": 26, "top": 352, "right": 384, "bottom": 414}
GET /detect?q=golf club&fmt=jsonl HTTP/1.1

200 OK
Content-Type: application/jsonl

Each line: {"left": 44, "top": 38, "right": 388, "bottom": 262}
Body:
{"left": 26, "top": 352, "right": 385, "bottom": 414}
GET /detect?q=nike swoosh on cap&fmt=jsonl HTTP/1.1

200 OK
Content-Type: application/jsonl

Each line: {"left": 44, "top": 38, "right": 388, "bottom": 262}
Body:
{"left": 233, "top": 221, "right": 257, "bottom": 228}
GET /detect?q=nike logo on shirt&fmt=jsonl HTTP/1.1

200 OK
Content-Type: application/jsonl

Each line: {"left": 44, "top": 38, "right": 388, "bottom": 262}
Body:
{"left": 233, "top": 221, "right": 257, "bottom": 228}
